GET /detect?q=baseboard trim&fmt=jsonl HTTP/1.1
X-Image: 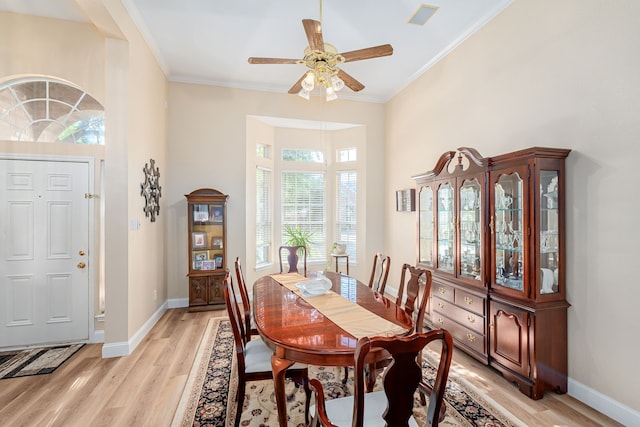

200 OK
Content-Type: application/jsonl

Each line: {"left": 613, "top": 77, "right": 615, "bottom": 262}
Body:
{"left": 92, "top": 329, "right": 105, "bottom": 344}
{"left": 569, "top": 378, "right": 640, "bottom": 426}
{"left": 101, "top": 301, "right": 168, "bottom": 358}
{"left": 168, "top": 298, "right": 189, "bottom": 308}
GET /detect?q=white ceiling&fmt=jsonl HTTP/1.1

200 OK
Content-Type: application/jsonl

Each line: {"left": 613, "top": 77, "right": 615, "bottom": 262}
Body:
{"left": 0, "top": 0, "right": 513, "bottom": 103}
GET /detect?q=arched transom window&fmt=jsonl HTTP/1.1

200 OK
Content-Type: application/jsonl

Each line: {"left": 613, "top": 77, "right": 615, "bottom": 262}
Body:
{"left": 0, "top": 77, "right": 104, "bottom": 144}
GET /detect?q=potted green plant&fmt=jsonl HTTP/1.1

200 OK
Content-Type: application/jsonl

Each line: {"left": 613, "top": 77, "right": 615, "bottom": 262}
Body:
{"left": 283, "top": 225, "right": 314, "bottom": 255}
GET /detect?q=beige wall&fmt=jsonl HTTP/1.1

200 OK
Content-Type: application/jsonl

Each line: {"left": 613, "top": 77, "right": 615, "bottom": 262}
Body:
{"left": 166, "top": 84, "right": 385, "bottom": 293}
{"left": 0, "top": 12, "right": 105, "bottom": 101}
{"left": 103, "top": 2, "right": 169, "bottom": 338}
{"left": 385, "top": 0, "right": 639, "bottom": 414}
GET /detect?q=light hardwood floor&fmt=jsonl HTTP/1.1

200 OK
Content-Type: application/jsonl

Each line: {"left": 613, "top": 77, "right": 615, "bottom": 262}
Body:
{"left": 0, "top": 307, "right": 622, "bottom": 427}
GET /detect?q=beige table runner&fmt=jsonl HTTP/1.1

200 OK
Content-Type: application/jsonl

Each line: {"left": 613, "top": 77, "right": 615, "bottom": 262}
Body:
{"left": 270, "top": 273, "right": 409, "bottom": 339}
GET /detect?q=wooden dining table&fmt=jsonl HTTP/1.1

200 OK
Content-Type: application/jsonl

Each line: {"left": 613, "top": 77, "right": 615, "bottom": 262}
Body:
{"left": 252, "top": 270, "right": 414, "bottom": 427}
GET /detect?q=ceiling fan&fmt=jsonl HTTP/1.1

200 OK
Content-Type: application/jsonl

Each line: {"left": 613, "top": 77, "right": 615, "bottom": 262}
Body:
{"left": 248, "top": 16, "right": 393, "bottom": 101}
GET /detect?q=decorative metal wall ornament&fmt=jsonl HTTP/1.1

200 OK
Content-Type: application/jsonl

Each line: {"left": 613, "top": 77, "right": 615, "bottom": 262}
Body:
{"left": 140, "top": 158, "right": 161, "bottom": 222}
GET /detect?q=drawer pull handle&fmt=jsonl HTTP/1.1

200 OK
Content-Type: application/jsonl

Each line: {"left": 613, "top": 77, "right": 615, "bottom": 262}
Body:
{"left": 464, "top": 296, "right": 473, "bottom": 305}
{"left": 467, "top": 315, "right": 475, "bottom": 324}
{"left": 439, "top": 287, "right": 447, "bottom": 294}
{"left": 438, "top": 302, "right": 445, "bottom": 309}
{"left": 437, "top": 317, "right": 444, "bottom": 325}
{"left": 467, "top": 333, "right": 476, "bottom": 342}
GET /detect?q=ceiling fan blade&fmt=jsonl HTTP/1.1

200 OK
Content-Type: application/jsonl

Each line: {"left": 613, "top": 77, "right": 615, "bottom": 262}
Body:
{"left": 302, "top": 19, "right": 324, "bottom": 51}
{"left": 337, "top": 69, "right": 365, "bottom": 92}
{"left": 288, "top": 74, "right": 306, "bottom": 94}
{"left": 341, "top": 44, "right": 393, "bottom": 62}
{"left": 248, "top": 57, "right": 299, "bottom": 64}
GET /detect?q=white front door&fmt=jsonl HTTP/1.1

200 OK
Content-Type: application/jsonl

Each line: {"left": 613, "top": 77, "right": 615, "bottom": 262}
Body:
{"left": 0, "top": 159, "right": 90, "bottom": 348}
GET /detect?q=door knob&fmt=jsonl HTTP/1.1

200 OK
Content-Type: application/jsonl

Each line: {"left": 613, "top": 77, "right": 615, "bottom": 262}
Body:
{"left": 77, "top": 262, "right": 86, "bottom": 269}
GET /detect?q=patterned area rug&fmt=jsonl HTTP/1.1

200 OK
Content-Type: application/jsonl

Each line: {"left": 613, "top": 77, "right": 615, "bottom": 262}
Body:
{"left": 0, "top": 344, "right": 84, "bottom": 379}
{"left": 173, "top": 318, "right": 524, "bottom": 427}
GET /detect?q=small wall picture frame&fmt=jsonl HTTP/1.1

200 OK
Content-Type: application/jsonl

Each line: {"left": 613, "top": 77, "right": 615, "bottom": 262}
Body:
{"left": 396, "top": 189, "right": 416, "bottom": 212}
{"left": 211, "top": 237, "right": 223, "bottom": 249}
{"left": 210, "top": 205, "right": 223, "bottom": 223}
{"left": 214, "top": 254, "right": 223, "bottom": 269}
{"left": 200, "top": 260, "right": 216, "bottom": 270}
{"left": 192, "top": 232, "right": 207, "bottom": 248}
{"left": 193, "top": 204, "right": 209, "bottom": 222}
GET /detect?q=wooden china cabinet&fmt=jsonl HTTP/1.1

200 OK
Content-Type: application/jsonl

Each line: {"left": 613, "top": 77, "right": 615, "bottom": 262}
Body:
{"left": 414, "top": 148, "right": 489, "bottom": 362}
{"left": 413, "top": 147, "right": 570, "bottom": 400}
{"left": 185, "top": 188, "right": 228, "bottom": 310}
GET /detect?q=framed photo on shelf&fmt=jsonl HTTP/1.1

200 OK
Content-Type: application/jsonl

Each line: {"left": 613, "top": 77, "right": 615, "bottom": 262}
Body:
{"left": 192, "top": 251, "right": 208, "bottom": 270}
{"left": 201, "top": 260, "right": 216, "bottom": 270}
{"left": 193, "top": 204, "right": 209, "bottom": 222}
{"left": 211, "top": 237, "right": 223, "bottom": 249}
{"left": 192, "top": 232, "right": 207, "bottom": 248}
{"left": 193, "top": 251, "right": 208, "bottom": 261}
{"left": 214, "top": 254, "right": 223, "bottom": 269}
{"left": 210, "top": 205, "right": 223, "bottom": 223}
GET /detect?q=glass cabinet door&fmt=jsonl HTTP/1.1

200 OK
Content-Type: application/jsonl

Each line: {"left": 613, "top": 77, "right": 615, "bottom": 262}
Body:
{"left": 190, "top": 202, "right": 225, "bottom": 272}
{"left": 459, "top": 178, "right": 482, "bottom": 281}
{"left": 437, "top": 182, "right": 455, "bottom": 273}
{"left": 493, "top": 172, "right": 524, "bottom": 291}
{"left": 539, "top": 170, "right": 559, "bottom": 294}
{"left": 418, "top": 186, "right": 434, "bottom": 267}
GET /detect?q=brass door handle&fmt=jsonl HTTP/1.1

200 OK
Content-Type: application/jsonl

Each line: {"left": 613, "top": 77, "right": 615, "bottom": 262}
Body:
{"left": 77, "top": 262, "right": 86, "bottom": 269}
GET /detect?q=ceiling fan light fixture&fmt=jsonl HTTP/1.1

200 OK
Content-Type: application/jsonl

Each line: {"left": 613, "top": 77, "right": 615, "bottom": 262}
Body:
{"left": 325, "top": 86, "right": 338, "bottom": 102}
{"left": 330, "top": 75, "right": 345, "bottom": 91}
{"left": 298, "top": 89, "right": 311, "bottom": 100}
{"left": 249, "top": 15, "right": 392, "bottom": 97}
{"left": 302, "top": 71, "right": 316, "bottom": 91}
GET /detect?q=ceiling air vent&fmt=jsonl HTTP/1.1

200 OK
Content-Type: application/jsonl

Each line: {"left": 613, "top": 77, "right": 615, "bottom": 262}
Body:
{"left": 408, "top": 4, "right": 439, "bottom": 26}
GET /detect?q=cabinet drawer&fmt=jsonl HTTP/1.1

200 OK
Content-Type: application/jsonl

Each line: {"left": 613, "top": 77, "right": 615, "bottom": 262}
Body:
{"left": 431, "top": 313, "right": 486, "bottom": 355}
{"left": 433, "top": 299, "right": 484, "bottom": 335}
{"left": 433, "top": 283, "right": 454, "bottom": 303}
{"left": 454, "top": 289, "right": 486, "bottom": 316}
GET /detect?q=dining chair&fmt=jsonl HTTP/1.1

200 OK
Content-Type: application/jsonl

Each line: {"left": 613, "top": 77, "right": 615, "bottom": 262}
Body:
{"left": 222, "top": 273, "right": 311, "bottom": 427}
{"left": 396, "top": 264, "right": 431, "bottom": 335}
{"left": 309, "top": 329, "right": 453, "bottom": 427}
{"left": 279, "top": 245, "right": 308, "bottom": 276}
{"left": 368, "top": 252, "right": 391, "bottom": 294}
{"left": 234, "top": 257, "right": 258, "bottom": 337}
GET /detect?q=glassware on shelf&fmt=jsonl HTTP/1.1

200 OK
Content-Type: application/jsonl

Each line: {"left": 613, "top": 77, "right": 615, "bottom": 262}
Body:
{"left": 418, "top": 187, "right": 434, "bottom": 266}
{"left": 501, "top": 194, "right": 513, "bottom": 209}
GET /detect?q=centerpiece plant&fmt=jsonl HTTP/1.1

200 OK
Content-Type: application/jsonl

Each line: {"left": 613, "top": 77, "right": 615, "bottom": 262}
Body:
{"left": 283, "top": 225, "right": 314, "bottom": 256}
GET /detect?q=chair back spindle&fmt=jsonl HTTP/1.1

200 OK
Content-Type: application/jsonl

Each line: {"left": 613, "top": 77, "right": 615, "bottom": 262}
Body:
{"left": 368, "top": 252, "right": 391, "bottom": 294}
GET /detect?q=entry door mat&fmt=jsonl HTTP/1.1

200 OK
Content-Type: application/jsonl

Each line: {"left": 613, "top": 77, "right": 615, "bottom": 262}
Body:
{"left": 0, "top": 344, "right": 84, "bottom": 379}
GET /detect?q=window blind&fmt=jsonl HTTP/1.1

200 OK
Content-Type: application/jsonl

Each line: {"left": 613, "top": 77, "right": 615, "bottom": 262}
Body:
{"left": 256, "top": 167, "right": 271, "bottom": 265}
{"left": 336, "top": 170, "right": 357, "bottom": 260}
{"left": 281, "top": 171, "right": 326, "bottom": 262}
